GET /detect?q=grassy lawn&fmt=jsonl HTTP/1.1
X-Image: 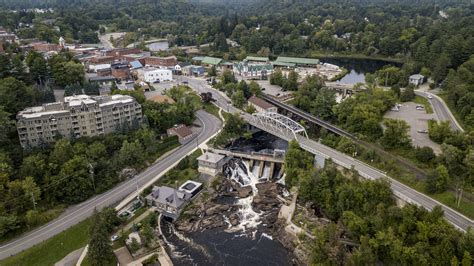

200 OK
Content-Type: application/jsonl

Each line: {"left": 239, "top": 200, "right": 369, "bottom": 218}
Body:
{"left": 413, "top": 96, "right": 433, "bottom": 114}
{"left": 1, "top": 218, "right": 92, "bottom": 266}
{"left": 202, "top": 102, "right": 221, "bottom": 120}
{"left": 156, "top": 149, "right": 203, "bottom": 187}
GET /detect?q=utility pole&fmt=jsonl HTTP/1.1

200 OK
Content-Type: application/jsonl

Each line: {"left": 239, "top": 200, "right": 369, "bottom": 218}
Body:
{"left": 136, "top": 179, "right": 140, "bottom": 202}
{"left": 88, "top": 163, "right": 95, "bottom": 192}
{"left": 30, "top": 192, "right": 37, "bottom": 211}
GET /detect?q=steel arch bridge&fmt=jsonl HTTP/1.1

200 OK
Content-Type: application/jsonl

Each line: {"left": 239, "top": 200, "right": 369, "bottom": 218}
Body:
{"left": 251, "top": 112, "right": 308, "bottom": 140}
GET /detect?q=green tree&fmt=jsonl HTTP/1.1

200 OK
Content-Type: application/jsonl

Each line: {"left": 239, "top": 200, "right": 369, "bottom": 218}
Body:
{"left": 428, "top": 120, "right": 452, "bottom": 143}
{"left": 51, "top": 156, "right": 94, "bottom": 203}
{"left": 400, "top": 86, "right": 415, "bottom": 102}
{"left": 0, "top": 77, "right": 32, "bottom": 113}
{"left": 270, "top": 68, "right": 284, "bottom": 86}
{"left": 118, "top": 140, "right": 145, "bottom": 168}
{"left": 414, "top": 146, "right": 435, "bottom": 164}
{"left": 461, "top": 251, "right": 472, "bottom": 266}
{"left": 284, "top": 70, "right": 299, "bottom": 91}
{"left": 231, "top": 90, "right": 246, "bottom": 108}
{"left": 248, "top": 81, "right": 262, "bottom": 96}
{"left": 380, "top": 119, "right": 411, "bottom": 149}
{"left": 426, "top": 165, "right": 450, "bottom": 193}
{"left": 88, "top": 211, "right": 115, "bottom": 266}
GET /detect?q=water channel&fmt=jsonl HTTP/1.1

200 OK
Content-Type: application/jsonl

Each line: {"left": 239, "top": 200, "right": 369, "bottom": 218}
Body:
{"left": 161, "top": 131, "right": 292, "bottom": 265}
{"left": 322, "top": 57, "right": 402, "bottom": 84}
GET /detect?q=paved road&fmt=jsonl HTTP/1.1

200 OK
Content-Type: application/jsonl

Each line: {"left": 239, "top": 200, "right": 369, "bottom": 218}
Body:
{"left": 0, "top": 110, "right": 221, "bottom": 260}
{"left": 178, "top": 77, "right": 473, "bottom": 232}
{"left": 416, "top": 90, "right": 464, "bottom": 132}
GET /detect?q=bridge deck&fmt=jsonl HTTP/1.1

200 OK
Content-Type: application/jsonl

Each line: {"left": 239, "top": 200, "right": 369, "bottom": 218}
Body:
{"left": 243, "top": 113, "right": 473, "bottom": 232}
{"left": 210, "top": 148, "right": 284, "bottom": 163}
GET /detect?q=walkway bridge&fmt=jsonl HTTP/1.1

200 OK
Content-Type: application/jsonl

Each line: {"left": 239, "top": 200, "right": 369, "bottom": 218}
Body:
{"left": 240, "top": 111, "right": 473, "bottom": 232}
{"left": 210, "top": 148, "right": 285, "bottom": 178}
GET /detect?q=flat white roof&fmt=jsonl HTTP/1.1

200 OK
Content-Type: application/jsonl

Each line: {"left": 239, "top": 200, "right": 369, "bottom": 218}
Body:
{"left": 197, "top": 152, "right": 225, "bottom": 164}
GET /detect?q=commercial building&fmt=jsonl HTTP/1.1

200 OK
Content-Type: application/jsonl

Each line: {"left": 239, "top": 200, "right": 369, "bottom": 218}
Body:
{"left": 197, "top": 152, "right": 226, "bottom": 176}
{"left": 274, "top": 56, "right": 319, "bottom": 67}
{"left": 143, "top": 56, "right": 178, "bottom": 68}
{"left": 111, "top": 62, "right": 131, "bottom": 80}
{"left": 233, "top": 60, "right": 273, "bottom": 79}
{"left": 137, "top": 67, "right": 172, "bottom": 83}
{"left": 16, "top": 94, "right": 142, "bottom": 148}
{"left": 248, "top": 96, "right": 277, "bottom": 113}
{"left": 182, "top": 65, "right": 205, "bottom": 76}
{"left": 105, "top": 48, "right": 141, "bottom": 58}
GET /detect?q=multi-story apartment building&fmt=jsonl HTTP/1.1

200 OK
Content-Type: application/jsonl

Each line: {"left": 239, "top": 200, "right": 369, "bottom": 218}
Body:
{"left": 16, "top": 94, "right": 142, "bottom": 148}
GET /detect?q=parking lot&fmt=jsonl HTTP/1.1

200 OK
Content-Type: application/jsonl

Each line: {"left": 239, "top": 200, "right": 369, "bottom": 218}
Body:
{"left": 384, "top": 102, "right": 441, "bottom": 154}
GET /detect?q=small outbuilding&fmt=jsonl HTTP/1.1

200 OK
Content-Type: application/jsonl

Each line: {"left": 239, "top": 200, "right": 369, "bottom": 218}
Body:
{"left": 409, "top": 74, "right": 425, "bottom": 86}
{"left": 179, "top": 180, "right": 203, "bottom": 197}
{"left": 167, "top": 124, "right": 193, "bottom": 144}
{"left": 197, "top": 152, "right": 226, "bottom": 176}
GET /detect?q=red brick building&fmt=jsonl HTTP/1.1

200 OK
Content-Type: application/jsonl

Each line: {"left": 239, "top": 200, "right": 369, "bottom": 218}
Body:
{"left": 144, "top": 56, "right": 178, "bottom": 67}
{"left": 111, "top": 63, "right": 130, "bottom": 80}
{"left": 89, "top": 56, "right": 116, "bottom": 64}
{"left": 105, "top": 48, "right": 141, "bottom": 58}
{"left": 31, "top": 42, "right": 60, "bottom": 52}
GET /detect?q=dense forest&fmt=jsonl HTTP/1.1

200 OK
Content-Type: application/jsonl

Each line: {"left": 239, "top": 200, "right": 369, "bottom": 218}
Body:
{"left": 285, "top": 140, "right": 473, "bottom": 265}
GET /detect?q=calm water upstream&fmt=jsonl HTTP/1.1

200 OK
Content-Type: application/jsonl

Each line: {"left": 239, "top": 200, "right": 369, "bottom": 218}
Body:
{"left": 322, "top": 57, "right": 401, "bottom": 84}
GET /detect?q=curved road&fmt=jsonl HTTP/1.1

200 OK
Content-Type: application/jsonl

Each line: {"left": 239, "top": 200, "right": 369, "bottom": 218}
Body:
{"left": 415, "top": 90, "right": 464, "bottom": 132}
{"left": 179, "top": 77, "right": 473, "bottom": 232}
{"left": 0, "top": 110, "right": 221, "bottom": 260}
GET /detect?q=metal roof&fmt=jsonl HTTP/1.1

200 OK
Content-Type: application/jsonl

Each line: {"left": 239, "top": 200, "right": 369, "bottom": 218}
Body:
{"left": 272, "top": 61, "right": 296, "bottom": 67}
{"left": 201, "top": 56, "right": 222, "bottom": 65}
{"left": 245, "top": 56, "right": 269, "bottom": 62}
{"left": 275, "top": 56, "right": 319, "bottom": 65}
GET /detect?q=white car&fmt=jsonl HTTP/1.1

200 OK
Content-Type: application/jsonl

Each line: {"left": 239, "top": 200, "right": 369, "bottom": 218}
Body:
{"left": 427, "top": 95, "right": 433, "bottom": 99}
{"left": 111, "top": 235, "right": 119, "bottom": 242}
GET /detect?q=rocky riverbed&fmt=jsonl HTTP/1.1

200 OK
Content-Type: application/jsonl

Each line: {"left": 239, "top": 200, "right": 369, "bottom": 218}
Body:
{"left": 175, "top": 178, "right": 286, "bottom": 234}
{"left": 160, "top": 175, "right": 309, "bottom": 265}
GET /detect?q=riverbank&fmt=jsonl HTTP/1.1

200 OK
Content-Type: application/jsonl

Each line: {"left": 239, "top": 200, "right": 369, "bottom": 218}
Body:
{"left": 160, "top": 168, "right": 301, "bottom": 264}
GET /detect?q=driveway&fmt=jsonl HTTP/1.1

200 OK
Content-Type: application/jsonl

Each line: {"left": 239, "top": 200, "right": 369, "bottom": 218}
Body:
{"left": 384, "top": 102, "right": 441, "bottom": 154}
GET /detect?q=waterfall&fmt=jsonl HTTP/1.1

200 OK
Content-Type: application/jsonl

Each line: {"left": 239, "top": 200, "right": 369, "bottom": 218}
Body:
{"left": 223, "top": 158, "right": 278, "bottom": 232}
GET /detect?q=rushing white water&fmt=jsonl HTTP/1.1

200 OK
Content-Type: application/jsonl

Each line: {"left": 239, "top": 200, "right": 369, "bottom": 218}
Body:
{"left": 224, "top": 157, "right": 283, "bottom": 233}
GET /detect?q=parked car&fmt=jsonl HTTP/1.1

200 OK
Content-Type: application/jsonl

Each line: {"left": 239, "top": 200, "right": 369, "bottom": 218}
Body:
{"left": 416, "top": 105, "right": 424, "bottom": 110}
{"left": 182, "top": 81, "right": 189, "bottom": 84}
{"left": 417, "top": 129, "right": 429, "bottom": 134}
{"left": 427, "top": 95, "right": 433, "bottom": 99}
{"left": 111, "top": 235, "right": 119, "bottom": 242}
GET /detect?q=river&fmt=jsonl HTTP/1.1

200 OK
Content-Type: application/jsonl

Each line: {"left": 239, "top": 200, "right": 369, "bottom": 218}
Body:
{"left": 161, "top": 131, "right": 293, "bottom": 265}
{"left": 322, "top": 57, "right": 402, "bottom": 84}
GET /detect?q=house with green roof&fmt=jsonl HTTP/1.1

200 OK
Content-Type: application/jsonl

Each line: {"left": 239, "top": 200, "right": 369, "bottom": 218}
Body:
{"left": 275, "top": 56, "right": 320, "bottom": 66}
{"left": 233, "top": 60, "right": 273, "bottom": 79}
{"left": 201, "top": 56, "right": 222, "bottom": 66}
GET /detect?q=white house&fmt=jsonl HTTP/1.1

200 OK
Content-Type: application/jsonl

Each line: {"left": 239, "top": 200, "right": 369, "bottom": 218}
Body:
{"left": 137, "top": 67, "right": 172, "bottom": 83}
{"left": 409, "top": 74, "right": 425, "bottom": 86}
{"left": 88, "top": 63, "right": 111, "bottom": 72}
